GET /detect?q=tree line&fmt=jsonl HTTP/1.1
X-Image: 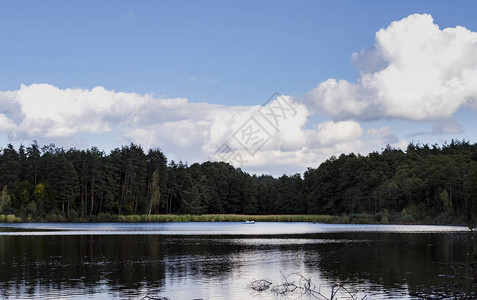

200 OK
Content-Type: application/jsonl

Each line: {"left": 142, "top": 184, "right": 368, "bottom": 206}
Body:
{"left": 1, "top": 140, "right": 477, "bottom": 222}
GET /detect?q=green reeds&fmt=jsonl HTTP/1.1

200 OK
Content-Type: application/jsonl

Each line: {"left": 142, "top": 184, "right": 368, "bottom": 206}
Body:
{"left": 115, "top": 214, "right": 336, "bottom": 223}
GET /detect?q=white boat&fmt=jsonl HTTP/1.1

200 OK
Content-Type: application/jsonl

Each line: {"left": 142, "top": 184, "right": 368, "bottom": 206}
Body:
{"left": 243, "top": 220, "right": 255, "bottom": 224}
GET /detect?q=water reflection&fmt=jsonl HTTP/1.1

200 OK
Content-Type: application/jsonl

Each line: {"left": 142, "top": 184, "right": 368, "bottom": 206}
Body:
{"left": 0, "top": 224, "right": 472, "bottom": 299}
{"left": 0, "top": 222, "right": 468, "bottom": 235}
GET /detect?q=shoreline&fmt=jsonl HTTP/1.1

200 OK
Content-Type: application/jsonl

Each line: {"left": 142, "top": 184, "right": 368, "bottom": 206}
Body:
{"left": 0, "top": 213, "right": 470, "bottom": 226}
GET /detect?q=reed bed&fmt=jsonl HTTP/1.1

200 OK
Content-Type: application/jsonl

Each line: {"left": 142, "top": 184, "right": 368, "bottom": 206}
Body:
{"left": 116, "top": 214, "right": 336, "bottom": 223}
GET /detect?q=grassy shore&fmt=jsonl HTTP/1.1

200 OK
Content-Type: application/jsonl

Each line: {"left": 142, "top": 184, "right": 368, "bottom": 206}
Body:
{"left": 0, "top": 212, "right": 467, "bottom": 225}
{"left": 0, "top": 213, "right": 336, "bottom": 223}
{"left": 116, "top": 214, "right": 337, "bottom": 223}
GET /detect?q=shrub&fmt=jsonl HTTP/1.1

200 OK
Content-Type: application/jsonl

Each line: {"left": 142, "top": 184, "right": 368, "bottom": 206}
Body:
{"left": 97, "top": 213, "right": 114, "bottom": 222}
{"left": 25, "top": 201, "right": 38, "bottom": 216}
{"left": 435, "top": 212, "right": 454, "bottom": 225}
{"left": 400, "top": 214, "right": 415, "bottom": 224}
{"left": 67, "top": 209, "right": 79, "bottom": 221}
{"left": 46, "top": 214, "right": 56, "bottom": 222}
{"left": 46, "top": 213, "right": 66, "bottom": 222}
{"left": 6, "top": 214, "right": 17, "bottom": 222}
{"left": 349, "top": 214, "right": 375, "bottom": 224}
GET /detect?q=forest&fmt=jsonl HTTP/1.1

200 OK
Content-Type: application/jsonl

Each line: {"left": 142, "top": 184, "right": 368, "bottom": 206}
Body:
{"left": 1, "top": 140, "right": 477, "bottom": 224}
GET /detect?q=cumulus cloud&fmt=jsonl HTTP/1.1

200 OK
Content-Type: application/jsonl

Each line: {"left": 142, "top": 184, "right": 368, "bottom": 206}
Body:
{"left": 0, "top": 84, "right": 378, "bottom": 174}
{"left": 312, "top": 120, "right": 363, "bottom": 147}
{"left": 13, "top": 14, "right": 474, "bottom": 174}
{"left": 205, "top": 95, "right": 310, "bottom": 154}
{"left": 366, "top": 126, "right": 401, "bottom": 145}
{"left": 366, "top": 127, "right": 392, "bottom": 138}
{"left": 0, "top": 113, "right": 16, "bottom": 133}
{"left": 0, "top": 83, "right": 232, "bottom": 139}
{"left": 3, "top": 13, "right": 474, "bottom": 175}
{"left": 204, "top": 95, "right": 314, "bottom": 169}
{"left": 307, "top": 13, "right": 477, "bottom": 122}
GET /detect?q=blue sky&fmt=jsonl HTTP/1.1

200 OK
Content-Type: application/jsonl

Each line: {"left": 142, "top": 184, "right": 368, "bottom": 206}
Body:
{"left": 1, "top": 1, "right": 477, "bottom": 176}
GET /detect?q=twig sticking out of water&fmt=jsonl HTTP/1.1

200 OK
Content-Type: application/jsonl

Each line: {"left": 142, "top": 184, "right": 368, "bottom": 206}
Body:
{"left": 248, "top": 272, "right": 367, "bottom": 300}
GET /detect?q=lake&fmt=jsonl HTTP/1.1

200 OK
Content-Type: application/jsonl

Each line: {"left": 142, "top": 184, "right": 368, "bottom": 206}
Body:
{"left": 0, "top": 222, "right": 473, "bottom": 299}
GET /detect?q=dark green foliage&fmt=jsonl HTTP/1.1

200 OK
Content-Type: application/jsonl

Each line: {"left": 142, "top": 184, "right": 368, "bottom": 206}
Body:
{"left": 304, "top": 140, "right": 477, "bottom": 222}
{"left": 1, "top": 139, "right": 477, "bottom": 223}
{"left": 146, "top": 148, "right": 168, "bottom": 214}
{"left": 52, "top": 153, "right": 79, "bottom": 215}
{"left": 275, "top": 174, "right": 305, "bottom": 214}
{"left": 0, "top": 144, "right": 20, "bottom": 190}
{"left": 254, "top": 175, "right": 278, "bottom": 214}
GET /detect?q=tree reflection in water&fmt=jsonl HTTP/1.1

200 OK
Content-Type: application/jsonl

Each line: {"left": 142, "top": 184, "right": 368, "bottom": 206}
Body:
{"left": 0, "top": 231, "right": 474, "bottom": 299}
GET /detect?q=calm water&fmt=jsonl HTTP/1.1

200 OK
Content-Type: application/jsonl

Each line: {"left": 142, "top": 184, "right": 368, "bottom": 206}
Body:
{"left": 0, "top": 222, "right": 472, "bottom": 299}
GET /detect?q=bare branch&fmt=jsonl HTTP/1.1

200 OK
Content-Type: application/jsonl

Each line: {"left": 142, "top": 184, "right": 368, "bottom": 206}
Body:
{"left": 247, "top": 272, "right": 364, "bottom": 300}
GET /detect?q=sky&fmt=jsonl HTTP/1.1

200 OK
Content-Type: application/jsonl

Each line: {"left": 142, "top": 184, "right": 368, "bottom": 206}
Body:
{"left": 1, "top": 1, "right": 477, "bottom": 176}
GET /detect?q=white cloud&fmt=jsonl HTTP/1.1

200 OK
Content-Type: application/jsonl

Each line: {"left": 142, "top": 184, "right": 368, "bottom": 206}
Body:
{"left": 0, "top": 113, "right": 16, "bottom": 133}
{"left": 2, "top": 13, "right": 474, "bottom": 175}
{"left": 204, "top": 95, "right": 313, "bottom": 170}
{"left": 205, "top": 95, "right": 310, "bottom": 154}
{"left": 0, "top": 83, "right": 231, "bottom": 140}
{"left": 13, "top": 14, "right": 474, "bottom": 174}
{"left": 365, "top": 126, "right": 403, "bottom": 146}
{"left": 312, "top": 120, "right": 363, "bottom": 147}
{"left": 307, "top": 13, "right": 477, "bottom": 122}
{"left": 0, "top": 84, "right": 378, "bottom": 175}
{"left": 366, "top": 127, "right": 392, "bottom": 138}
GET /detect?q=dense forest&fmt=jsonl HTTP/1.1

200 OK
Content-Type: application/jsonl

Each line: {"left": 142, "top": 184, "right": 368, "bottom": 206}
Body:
{"left": 1, "top": 140, "right": 477, "bottom": 223}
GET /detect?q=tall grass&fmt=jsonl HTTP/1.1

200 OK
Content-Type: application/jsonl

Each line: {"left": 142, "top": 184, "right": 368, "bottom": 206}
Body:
{"left": 115, "top": 214, "right": 336, "bottom": 223}
{"left": 0, "top": 212, "right": 464, "bottom": 225}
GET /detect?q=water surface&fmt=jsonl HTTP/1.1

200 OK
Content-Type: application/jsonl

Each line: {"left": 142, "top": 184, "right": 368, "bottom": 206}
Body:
{"left": 0, "top": 222, "right": 472, "bottom": 299}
